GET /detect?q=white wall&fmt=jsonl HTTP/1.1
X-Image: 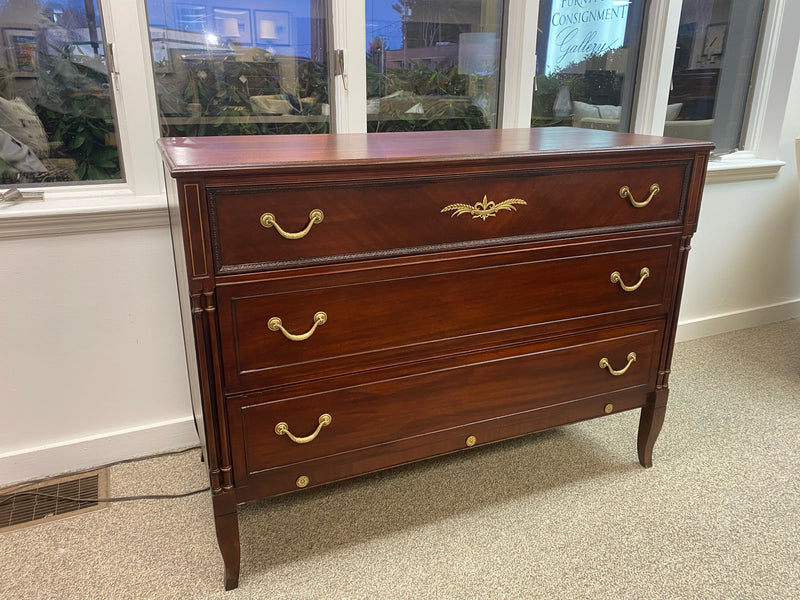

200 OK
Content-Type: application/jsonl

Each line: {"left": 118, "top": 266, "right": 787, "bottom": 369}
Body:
{"left": 0, "top": 223, "right": 196, "bottom": 485}
{"left": 677, "top": 40, "right": 800, "bottom": 340}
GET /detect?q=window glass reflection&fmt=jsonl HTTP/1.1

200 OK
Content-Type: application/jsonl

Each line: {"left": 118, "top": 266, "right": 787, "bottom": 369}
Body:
{"left": 366, "top": 0, "right": 503, "bottom": 132}
{"left": 0, "top": 0, "right": 121, "bottom": 184}
{"left": 146, "top": 1, "right": 330, "bottom": 137}
{"left": 665, "top": 0, "right": 764, "bottom": 152}
{"left": 531, "top": 0, "right": 645, "bottom": 132}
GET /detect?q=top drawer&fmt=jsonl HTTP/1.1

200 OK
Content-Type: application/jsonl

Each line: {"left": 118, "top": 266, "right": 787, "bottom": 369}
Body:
{"left": 207, "top": 162, "right": 690, "bottom": 274}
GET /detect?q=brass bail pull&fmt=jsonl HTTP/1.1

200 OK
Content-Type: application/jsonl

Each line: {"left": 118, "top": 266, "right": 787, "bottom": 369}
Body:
{"left": 260, "top": 209, "right": 324, "bottom": 239}
{"left": 599, "top": 352, "right": 637, "bottom": 376}
{"left": 268, "top": 311, "right": 327, "bottom": 342}
{"left": 610, "top": 267, "right": 650, "bottom": 292}
{"left": 275, "top": 414, "right": 332, "bottom": 444}
{"left": 620, "top": 183, "right": 660, "bottom": 208}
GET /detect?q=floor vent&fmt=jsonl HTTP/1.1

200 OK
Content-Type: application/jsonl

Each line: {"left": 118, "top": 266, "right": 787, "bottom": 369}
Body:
{"left": 0, "top": 469, "right": 108, "bottom": 532}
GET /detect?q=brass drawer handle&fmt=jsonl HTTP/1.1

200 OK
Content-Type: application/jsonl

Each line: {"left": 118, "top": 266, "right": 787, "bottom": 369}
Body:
{"left": 275, "top": 414, "right": 332, "bottom": 444}
{"left": 620, "top": 183, "right": 660, "bottom": 208}
{"left": 441, "top": 195, "right": 527, "bottom": 221}
{"left": 268, "top": 311, "right": 327, "bottom": 341}
{"left": 260, "top": 209, "right": 324, "bottom": 239}
{"left": 610, "top": 267, "right": 650, "bottom": 292}
{"left": 599, "top": 352, "right": 637, "bottom": 376}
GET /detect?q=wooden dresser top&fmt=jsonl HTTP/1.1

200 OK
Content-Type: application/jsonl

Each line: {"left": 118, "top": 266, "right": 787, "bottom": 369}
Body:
{"left": 158, "top": 128, "right": 714, "bottom": 176}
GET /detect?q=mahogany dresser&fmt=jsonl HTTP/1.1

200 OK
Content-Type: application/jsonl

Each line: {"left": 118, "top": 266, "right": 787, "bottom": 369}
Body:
{"left": 159, "top": 128, "right": 712, "bottom": 590}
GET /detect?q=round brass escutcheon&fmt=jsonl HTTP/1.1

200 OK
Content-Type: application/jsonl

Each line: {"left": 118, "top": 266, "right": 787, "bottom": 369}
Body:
{"left": 604, "top": 403, "right": 614, "bottom": 414}
{"left": 466, "top": 435, "right": 477, "bottom": 447}
{"left": 296, "top": 475, "right": 310, "bottom": 488}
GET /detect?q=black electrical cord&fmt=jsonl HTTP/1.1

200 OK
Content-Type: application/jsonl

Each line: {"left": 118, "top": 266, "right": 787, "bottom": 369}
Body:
{"left": 0, "top": 446, "right": 210, "bottom": 506}
{"left": 0, "top": 487, "right": 209, "bottom": 507}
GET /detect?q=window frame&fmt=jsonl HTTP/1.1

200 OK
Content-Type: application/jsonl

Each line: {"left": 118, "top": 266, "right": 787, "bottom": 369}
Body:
{"left": 1, "top": 0, "right": 795, "bottom": 236}
{"left": 634, "top": 0, "right": 790, "bottom": 183}
{"left": 331, "top": 0, "right": 367, "bottom": 133}
{"left": 708, "top": 0, "right": 794, "bottom": 183}
{"left": 0, "top": 0, "right": 166, "bottom": 240}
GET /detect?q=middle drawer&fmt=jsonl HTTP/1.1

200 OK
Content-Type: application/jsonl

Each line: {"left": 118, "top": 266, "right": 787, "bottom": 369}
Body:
{"left": 216, "top": 234, "right": 680, "bottom": 393}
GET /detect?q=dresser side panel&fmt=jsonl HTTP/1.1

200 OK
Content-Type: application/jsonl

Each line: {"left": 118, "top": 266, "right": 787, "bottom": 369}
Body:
{"left": 165, "top": 169, "right": 228, "bottom": 485}
{"left": 683, "top": 152, "right": 712, "bottom": 231}
{"left": 165, "top": 170, "right": 207, "bottom": 457}
{"left": 657, "top": 151, "right": 711, "bottom": 380}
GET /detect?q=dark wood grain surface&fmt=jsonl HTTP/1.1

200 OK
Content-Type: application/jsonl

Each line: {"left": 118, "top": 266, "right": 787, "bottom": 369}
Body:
{"left": 231, "top": 320, "right": 663, "bottom": 475}
{"left": 158, "top": 128, "right": 714, "bottom": 175}
{"left": 208, "top": 161, "right": 687, "bottom": 273}
{"left": 216, "top": 234, "right": 677, "bottom": 393}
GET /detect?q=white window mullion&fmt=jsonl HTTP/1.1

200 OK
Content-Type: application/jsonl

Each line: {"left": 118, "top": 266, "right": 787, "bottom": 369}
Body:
{"left": 101, "top": 0, "right": 164, "bottom": 197}
{"left": 743, "top": 0, "right": 795, "bottom": 158}
{"left": 500, "top": 0, "right": 539, "bottom": 129}
{"left": 330, "top": 0, "right": 367, "bottom": 134}
{"left": 631, "top": 0, "right": 682, "bottom": 136}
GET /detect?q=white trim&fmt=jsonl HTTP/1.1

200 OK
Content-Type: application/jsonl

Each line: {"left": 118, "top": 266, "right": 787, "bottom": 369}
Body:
{"left": 676, "top": 299, "right": 800, "bottom": 343}
{"left": 0, "top": 416, "right": 198, "bottom": 488}
{"left": 797, "top": 137, "right": 800, "bottom": 173}
{"left": 0, "top": 193, "right": 168, "bottom": 239}
{"left": 742, "top": 0, "right": 791, "bottom": 158}
{"left": 705, "top": 152, "right": 785, "bottom": 184}
{"left": 631, "top": 0, "right": 682, "bottom": 136}
{"left": 100, "top": 0, "right": 165, "bottom": 197}
{"left": 331, "top": 0, "right": 366, "bottom": 133}
{"left": 500, "top": 0, "right": 539, "bottom": 129}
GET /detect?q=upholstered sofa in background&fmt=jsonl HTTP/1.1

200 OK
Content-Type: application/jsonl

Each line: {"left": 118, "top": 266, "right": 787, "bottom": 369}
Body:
{"left": 571, "top": 99, "right": 713, "bottom": 141}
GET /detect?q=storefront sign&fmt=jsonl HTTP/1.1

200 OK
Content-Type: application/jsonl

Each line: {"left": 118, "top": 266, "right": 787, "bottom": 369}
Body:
{"left": 545, "top": 0, "right": 631, "bottom": 74}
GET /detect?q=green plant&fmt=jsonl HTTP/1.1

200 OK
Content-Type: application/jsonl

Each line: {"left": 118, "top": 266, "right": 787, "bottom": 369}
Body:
{"left": 368, "top": 61, "right": 468, "bottom": 99}
{"left": 531, "top": 72, "right": 587, "bottom": 119}
{"left": 296, "top": 59, "right": 329, "bottom": 104}
{"left": 367, "top": 61, "right": 486, "bottom": 132}
{"left": 35, "top": 45, "right": 120, "bottom": 180}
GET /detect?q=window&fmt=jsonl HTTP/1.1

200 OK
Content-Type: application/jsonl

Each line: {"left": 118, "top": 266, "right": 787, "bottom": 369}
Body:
{"left": 1, "top": 0, "right": 785, "bottom": 207}
{"left": 530, "top": 0, "right": 647, "bottom": 132}
{"left": 146, "top": 0, "right": 331, "bottom": 137}
{"left": 0, "top": 0, "right": 121, "bottom": 185}
{"left": 365, "top": 0, "right": 504, "bottom": 132}
{"left": 664, "top": 0, "right": 765, "bottom": 153}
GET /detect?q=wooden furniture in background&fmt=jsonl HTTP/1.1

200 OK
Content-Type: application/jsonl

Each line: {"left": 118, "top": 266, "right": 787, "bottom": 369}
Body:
{"left": 669, "top": 68, "right": 720, "bottom": 120}
{"left": 159, "top": 128, "right": 712, "bottom": 590}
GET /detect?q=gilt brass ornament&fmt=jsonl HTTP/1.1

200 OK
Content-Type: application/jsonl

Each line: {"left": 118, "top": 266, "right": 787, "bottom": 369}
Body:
{"left": 441, "top": 195, "right": 526, "bottom": 221}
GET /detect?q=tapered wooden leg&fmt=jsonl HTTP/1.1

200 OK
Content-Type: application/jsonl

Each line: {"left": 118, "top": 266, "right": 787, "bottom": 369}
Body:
{"left": 213, "top": 493, "right": 240, "bottom": 590}
{"left": 637, "top": 388, "right": 668, "bottom": 468}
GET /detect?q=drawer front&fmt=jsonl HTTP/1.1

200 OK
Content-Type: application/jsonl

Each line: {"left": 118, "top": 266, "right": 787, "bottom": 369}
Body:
{"left": 217, "top": 235, "right": 679, "bottom": 392}
{"left": 236, "top": 387, "right": 650, "bottom": 501}
{"left": 208, "top": 163, "right": 688, "bottom": 273}
{"left": 228, "top": 321, "right": 664, "bottom": 480}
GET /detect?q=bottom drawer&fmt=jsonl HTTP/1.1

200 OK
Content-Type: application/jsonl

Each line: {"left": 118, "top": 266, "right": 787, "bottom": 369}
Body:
{"left": 228, "top": 320, "right": 665, "bottom": 495}
{"left": 236, "top": 387, "right": 650, "bottom": 501}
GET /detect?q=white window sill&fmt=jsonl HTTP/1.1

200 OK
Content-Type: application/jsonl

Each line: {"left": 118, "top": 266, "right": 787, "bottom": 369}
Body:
{"left": 0, "top": 186, "right": 168, "bottom": 240}
{"left": 705, "top": 151, "right": 785, "bottom": 184}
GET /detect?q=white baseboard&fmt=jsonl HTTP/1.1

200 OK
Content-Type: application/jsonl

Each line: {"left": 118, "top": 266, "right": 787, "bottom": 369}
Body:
{"left": 0, "top": 416, "right": 198, "bottom": 488}
{"left": 676, "top": 299, "right": 800, "bottom": 342}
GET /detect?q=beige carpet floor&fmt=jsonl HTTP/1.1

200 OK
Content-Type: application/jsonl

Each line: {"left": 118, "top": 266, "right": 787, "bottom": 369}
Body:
{"left": 1, "top": 319, "right": 799, "bottom": 600}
